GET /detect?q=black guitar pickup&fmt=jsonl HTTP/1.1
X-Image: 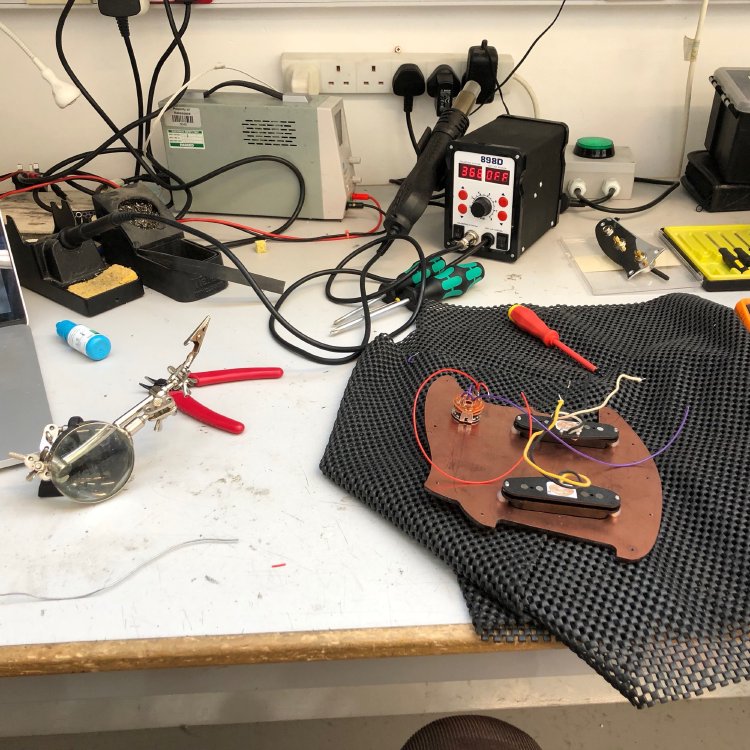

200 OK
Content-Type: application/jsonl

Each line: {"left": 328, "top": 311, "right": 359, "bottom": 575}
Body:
{"left": 500, "top": 477, "right": 621, "bottom": 519}
{"left": 513, "top": 413, "right": 619, "bottom": 448}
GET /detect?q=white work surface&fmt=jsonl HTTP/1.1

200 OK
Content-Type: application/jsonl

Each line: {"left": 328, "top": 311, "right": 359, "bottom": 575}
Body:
{"left": 0, "top": 187, "right": 748, "bottom": 736}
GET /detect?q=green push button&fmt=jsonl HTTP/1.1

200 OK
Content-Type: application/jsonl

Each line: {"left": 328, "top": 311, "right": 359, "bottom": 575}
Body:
{"left": 574, "top": 136, "right": 615, "bottom": 159}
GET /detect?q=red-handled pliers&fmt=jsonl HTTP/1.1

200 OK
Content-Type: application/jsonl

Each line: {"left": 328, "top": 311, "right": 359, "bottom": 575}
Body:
{"left": 143, "top": 367, "right": 283, "bottom": 434}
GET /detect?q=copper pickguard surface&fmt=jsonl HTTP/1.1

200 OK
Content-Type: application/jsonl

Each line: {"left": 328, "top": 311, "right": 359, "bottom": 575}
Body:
{"left": 423, "top": 376, "right": 663, "bottom": 561}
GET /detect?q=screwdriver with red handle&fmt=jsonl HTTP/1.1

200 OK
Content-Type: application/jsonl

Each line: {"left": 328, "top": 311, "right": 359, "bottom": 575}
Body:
{"left": 508, "top": 304, "right": 598, "bottom": 373}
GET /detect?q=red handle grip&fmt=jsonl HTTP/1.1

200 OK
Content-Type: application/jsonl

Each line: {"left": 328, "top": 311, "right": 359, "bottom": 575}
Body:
{"left": 171, "top": 391, "right": 245, "bottom": 434}
{"left": 508, "top": 304, "right": 558, "bottom": 347}
{"left": 190, "top": 367, "right": 284, "bottom": 386}
{"left": 508, "top": 304, "right": 597, "bottom": 373}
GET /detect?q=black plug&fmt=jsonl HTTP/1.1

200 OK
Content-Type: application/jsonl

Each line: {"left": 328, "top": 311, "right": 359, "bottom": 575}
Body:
{"left": 426, "top": 65, "right": 461, "bottom": 115}
{"left": 97, "top": 0, "right": 146, "bottom": 37}
{"left": 463, "top": 40, "right": 498, "bottom": 104}
{"left": 392, "top": 63, "right": 426, "bottom": 113}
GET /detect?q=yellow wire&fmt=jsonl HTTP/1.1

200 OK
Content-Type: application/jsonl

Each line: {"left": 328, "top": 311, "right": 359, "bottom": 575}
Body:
{"left": 522, "top": 398, "right": 592, "bottom": 488}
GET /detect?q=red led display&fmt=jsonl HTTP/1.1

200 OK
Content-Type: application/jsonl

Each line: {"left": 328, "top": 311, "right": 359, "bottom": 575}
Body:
{"left": 485, "top": 168, "right": 510, "bottom": 185}
{"left": 458, "top": 163, "right": 483, "bottom": 181}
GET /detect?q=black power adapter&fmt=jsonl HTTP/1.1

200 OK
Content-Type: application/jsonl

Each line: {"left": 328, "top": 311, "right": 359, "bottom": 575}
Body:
{"left": 426, "top": 65, "right": 461, "bottom": 115}
{"left": 463, "top": 40, "right": 498, "bottom": 104}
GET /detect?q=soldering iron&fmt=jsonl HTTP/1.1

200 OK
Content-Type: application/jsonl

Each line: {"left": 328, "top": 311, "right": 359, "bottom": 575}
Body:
{"left": 383, "top": 80, "right": 481, "bottom": 241}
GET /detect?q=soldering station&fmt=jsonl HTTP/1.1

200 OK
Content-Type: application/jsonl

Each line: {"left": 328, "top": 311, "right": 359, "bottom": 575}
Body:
{"left": 3, "top": 0, "right": 750, "bottom": 724}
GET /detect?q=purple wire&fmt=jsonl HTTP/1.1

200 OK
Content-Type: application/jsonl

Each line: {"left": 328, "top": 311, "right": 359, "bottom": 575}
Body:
{"left": 481, "top": 390, "right": 690, "bottom": 468}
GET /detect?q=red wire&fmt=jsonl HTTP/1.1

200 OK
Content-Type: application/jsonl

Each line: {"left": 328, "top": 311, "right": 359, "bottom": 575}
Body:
{"left": 0, "top": 175, "right": 120, "bottom": 200}
{"left": 0, "top": 171, "right": 22, "bottom": 183}
{"left": 411, "top": 367, "right": 530, "bottom": 486}
{"left": 178, "top": 193, "right": 384, "bottom": 242}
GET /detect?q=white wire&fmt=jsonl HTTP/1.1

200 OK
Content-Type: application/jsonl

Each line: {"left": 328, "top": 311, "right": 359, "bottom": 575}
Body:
{"left": 143, "top": 65, "right": 278, "bottom": 152}
{"left": 221, "top": 66, "right": 275, "bottom": 90}
{"left": 0, "top": 19, "right": 36, "bottom": 63}
{"left": 143, "top": 63, "right": 227, "bottom": 152}
{"left": 0, "top": 537, "right": 238, "bottom": 603}
{"left": 559, "top": 373, "right": 643, "bottom": 423}
{"left": 512, "top": 74, "right": 540, "bottom": 119}
{"left": 674, "top": 0, "right": 711, "bottom": 178}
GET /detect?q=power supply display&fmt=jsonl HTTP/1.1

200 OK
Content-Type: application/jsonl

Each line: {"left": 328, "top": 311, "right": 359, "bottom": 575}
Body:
{"left": 446, "top": 115, "right": 568, "bottom": 262}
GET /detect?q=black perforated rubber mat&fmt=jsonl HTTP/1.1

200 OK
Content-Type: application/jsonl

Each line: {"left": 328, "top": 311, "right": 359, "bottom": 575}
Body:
{"left": 320, "top": 293, "right": 750, "bottom": 707}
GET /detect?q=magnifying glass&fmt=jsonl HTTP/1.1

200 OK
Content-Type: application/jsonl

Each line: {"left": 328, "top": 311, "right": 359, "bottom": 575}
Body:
{"left": 10, "top": 316, "right": 211, "bottom": 503}
{"left": 45, "top": 420, "right": 135, "bottom": 503}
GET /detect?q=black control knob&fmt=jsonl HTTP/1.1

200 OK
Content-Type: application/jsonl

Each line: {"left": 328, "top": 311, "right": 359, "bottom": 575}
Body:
{"left": 470, "top": 196, "right": 493, "bottom": 218}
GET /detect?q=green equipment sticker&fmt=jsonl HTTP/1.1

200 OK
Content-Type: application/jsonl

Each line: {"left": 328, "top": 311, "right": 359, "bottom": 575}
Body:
{"left": 167, "top": 128, "right": 205, "bottom": 149}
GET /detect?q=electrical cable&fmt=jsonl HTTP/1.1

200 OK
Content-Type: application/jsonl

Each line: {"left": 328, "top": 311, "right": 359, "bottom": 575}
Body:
{"left": 512, "top": 74, "right": 540, "bottom": 118}
{"left": 143, "top": 0, "right": 193, "bottom": 163}
{"left": 675, "top": 0, "right": 710, "bottom": 178}
{"left": 55, "top": 0, "right": 146, "bottom": 173}
{"left": 69, "top": 210, "right": 424, "bottom": 365}
{"left": 0, "top": 175, "right": 120, "bottom": 200}
{"left": 559, "top": 373, "right": 643, "bottom": 423}
{"left": 497, "top": 0, "right": 568, "bottom": 90}
{"left": 635, "top": 176, "right": 678, "bottom": 186}
{"left": 406, "top": 111, "right": 421, "bottom": 156}
{"left": 180, "top": 198, "right": 383, "bottom": 244}
{"left": 268, "top": 234, "right": 430, "bottom": 365}
{"left": 0, "top": 538, "right": 238, "bottom": 603}
{"left": 520, "top": 394, "right": 591, "bottom": 488}
{"left": 568, "top": 187, "right": 616, "bottom": 208}
{"left": 322, "top": 235, "right": 486, "bottom": 317}
{"left": 572, "top": 183, "right": 680, "bottom": 214}
{"left": 410, "top": 367, "right": 530, "bottom": 485}
{"left": 497, "top": 86, "right": 510, "bottom": 115}
{"left": 142, "top": 62, "right": 227, "bottom": 152}
{"left": 121, "top": 32, "right": 145, "bottom": 172}
{"left": 203, "top": 80, "right": 283, "bottom": 100}
{"left": 482, "top": 390, "right": 689, "bottom": 470}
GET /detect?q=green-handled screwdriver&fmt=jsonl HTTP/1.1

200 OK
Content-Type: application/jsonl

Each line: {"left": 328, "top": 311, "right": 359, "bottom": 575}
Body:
{"left": 331, "top": 256, "right": 449, "bottom": 330}
{"left": 330, "top": 262, "right": 484, "bottom": 335}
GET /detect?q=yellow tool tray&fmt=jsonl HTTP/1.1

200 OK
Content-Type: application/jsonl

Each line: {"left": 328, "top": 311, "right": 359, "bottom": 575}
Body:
{"left": 661, "top": 224, "right": 750, "bottom": 290}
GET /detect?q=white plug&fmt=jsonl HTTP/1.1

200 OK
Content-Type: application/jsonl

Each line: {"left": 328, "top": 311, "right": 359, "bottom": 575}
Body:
{"left": 567, "top": 178, "right": 587, "bottom": 197}
{"left": 602, "top": 179, "right": 621, "bottom": 199}
{"left": 1, "top": 21, "right": 80, "bottom": 108}
{"left": 286, "top": 63, "right": 321, "bottom": 95}
{"left": 36, "top": 62, "right": 80, "bottom": 108}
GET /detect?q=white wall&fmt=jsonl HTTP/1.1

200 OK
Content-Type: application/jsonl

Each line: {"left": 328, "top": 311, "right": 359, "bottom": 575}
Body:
{"left": 0, "top": 3, "right": 747, "bottom": 184}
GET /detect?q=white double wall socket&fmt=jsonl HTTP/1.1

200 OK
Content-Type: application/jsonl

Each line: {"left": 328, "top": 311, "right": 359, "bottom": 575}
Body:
{"left": 281, "top": 52, "right": 515, "bottom": 96}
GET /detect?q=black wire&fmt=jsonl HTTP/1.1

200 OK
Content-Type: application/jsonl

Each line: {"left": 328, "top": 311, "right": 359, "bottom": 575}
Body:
{"left": 143, "top": 1, "right": 192, "bottom": 158}
{"left": 323, "top": 236, "right": 484, "bottom": 307}
{"left": 405, "top": 111, "right": 420, "bottom": 156}
{"left": 91, "top": 212, "right": 424, "bottom": 365}
{"left": 55, "top": 0, "right": 197, "bottom": 203}
{"left": 203, "top": 80, "right": 283, "bottom": 100}
{"left": 572, "top": 183, "right": 680, "bottom": 214}
{"left": 498, "top": 86, "right": 510, "bottom": 115}
{"left": 32, "top": 189, "right": 53, "bottom": 213}
{"left": 269, "top": 235, "right": 428, "bottom": 365}
{"left": 635, "top": 176, "right": 678, "bottom": 186}
{"left": 225, "top": 201, "right": 386, "bottom": 248}
{"left": 497, "top": 0, "right": 568, "bottom": 90}
{"left": 55, "top": 0, "right": 150, "bottom": 177}
{"left": 569, "top": 188, "right": 616, "bottom": 208}
{"left": 121, "top": 33, "right": 145, "bottom": 174}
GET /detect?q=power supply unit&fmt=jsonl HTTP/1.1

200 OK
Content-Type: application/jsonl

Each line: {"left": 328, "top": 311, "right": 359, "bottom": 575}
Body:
{"left": 159, "top": 91, "right": 358, "bottom": 220}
